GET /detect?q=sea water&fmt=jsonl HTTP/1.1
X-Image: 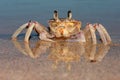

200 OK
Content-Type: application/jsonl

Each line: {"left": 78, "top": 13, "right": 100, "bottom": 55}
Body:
{"left": 0, "top": 0, "right": 120, "bottom": 39}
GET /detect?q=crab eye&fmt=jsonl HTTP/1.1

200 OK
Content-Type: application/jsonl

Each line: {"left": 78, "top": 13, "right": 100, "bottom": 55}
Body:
{"left": 67, "top": 10, "right": 72, "bottom": 19}
{"left": 53, "top": 10, "right": 59, "bottom": 20}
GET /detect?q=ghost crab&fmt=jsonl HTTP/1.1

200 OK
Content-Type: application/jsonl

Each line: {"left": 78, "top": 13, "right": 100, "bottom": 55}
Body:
{"left": 11, "top": 10, "right": 111, "bottom": 45}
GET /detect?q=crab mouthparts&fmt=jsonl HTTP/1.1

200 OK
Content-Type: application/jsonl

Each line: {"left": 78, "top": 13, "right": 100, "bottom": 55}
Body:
{"left": 58, "top": 28, "right": 64, "bottom": 35}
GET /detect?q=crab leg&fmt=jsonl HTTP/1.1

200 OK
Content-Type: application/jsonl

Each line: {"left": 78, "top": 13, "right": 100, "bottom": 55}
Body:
{"left": 95, "top": 24, "right": 107, "bottom": 45}
{"left": 24, "top": 23, "right": 35, "bottom": 43}
{"left": 89, "top": 24, "right": 97, "bottom": 44}
{"left": 11, "top": 23, "right": 28, "bottom": 40}
{"left": 99, "top": 24, "right": 111, "bottom": 43}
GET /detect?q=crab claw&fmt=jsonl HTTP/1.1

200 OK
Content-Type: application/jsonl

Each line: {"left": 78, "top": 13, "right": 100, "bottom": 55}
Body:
{"left": 67, "top": 31, "right": 86, "bottom": 42}
{"left": 39, "top": 30, "right": 55, "bottom": 42}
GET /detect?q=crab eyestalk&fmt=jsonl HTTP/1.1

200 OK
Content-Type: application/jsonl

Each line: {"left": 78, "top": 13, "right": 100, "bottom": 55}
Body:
{"left": 53, "top": 10, "right": 59, "bottom": 21}
{"left": 67, "top": 10, "right": 72, "bottom": 20}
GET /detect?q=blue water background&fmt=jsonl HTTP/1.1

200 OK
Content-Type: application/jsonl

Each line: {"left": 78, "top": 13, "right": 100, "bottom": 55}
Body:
{"left": 0, "top": 0, "right": 120, "bottom": 39}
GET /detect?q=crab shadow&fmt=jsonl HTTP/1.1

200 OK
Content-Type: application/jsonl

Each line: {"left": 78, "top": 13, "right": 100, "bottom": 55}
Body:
{"left": 12, "top": 40, "right": 110, "bottom": 70}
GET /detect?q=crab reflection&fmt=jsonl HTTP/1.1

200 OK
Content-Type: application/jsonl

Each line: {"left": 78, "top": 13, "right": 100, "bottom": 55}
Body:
{"left": 12, "top": 40, "right": 51, "bottom": 58}
{"left": 48, "top": 42, "right": 85, "bottom": 70}
{"left": 84, "top": 43, "right": 110, "bottom": 62}
{"left": 12, "top": 40, "right": 110, "bottom": 70}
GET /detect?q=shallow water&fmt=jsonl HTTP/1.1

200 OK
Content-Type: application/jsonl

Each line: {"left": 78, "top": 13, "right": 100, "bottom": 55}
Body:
{"left": 0, "top": 0, "right": 120, "bottom": 80}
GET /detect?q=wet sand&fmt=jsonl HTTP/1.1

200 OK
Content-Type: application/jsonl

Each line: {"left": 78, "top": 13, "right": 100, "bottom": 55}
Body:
{"left": 0, "top": 39, "right": 120, "bottom": 80}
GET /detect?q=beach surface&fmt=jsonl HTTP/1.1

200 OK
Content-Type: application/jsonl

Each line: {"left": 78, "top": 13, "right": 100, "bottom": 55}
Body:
{"left": 0, "top": 0, "right": 120, "bottom": 80}
{"left": 0, "top": 39, "right": 120, "bottom": 80}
